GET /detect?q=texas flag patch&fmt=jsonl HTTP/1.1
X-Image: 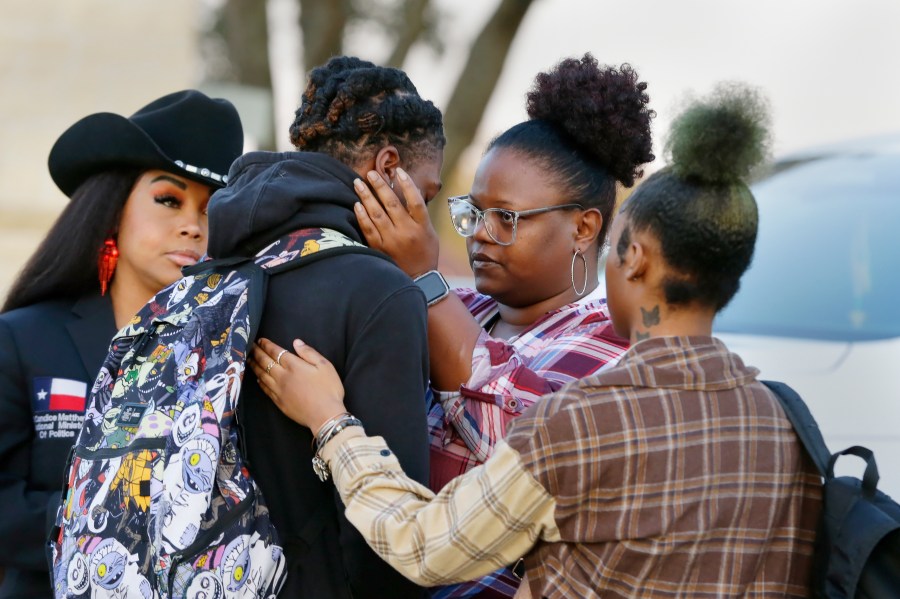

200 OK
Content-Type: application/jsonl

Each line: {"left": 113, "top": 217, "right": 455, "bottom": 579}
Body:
{"left": 32, "top": 377, "right": 87, "bottom": 413}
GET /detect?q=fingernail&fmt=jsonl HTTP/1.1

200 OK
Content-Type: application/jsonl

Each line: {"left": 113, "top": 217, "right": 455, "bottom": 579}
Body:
{"left": 366, "top": 171, "right": 379, "bottom": 183}
{"left": 294, "top": 339, "right": 305, "bottom": 347}
{"left": 354, "top": 202, "right": 363, "bottom": 212}
{"left": 397, "top": 167, "right": 409, "bottom": 181}
{"left": 353, "top": 178, "right": 365, "bottom": 191}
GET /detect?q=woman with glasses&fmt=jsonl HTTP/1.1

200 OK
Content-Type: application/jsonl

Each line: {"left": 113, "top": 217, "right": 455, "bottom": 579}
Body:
{"left": 344, "top": 54, "right": 654, "bottom": 597}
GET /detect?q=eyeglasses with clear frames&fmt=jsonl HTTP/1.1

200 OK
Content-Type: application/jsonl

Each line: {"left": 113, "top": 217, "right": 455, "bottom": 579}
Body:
{"left": 447, "top": 195, "right": 584, "bottom": 246}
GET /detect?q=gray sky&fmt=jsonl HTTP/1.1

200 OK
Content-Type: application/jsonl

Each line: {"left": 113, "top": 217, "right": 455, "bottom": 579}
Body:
{"left": 312, "top": 0, "right": 900, "bottom": 175}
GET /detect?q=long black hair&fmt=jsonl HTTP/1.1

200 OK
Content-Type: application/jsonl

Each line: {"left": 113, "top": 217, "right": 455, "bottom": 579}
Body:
{"left": 617, "top": 83, "right": 771, "bottom": 311}
{"left": 487, "top": 54, "right": 655, "bottom": 244}
{"left": 289, "top": 55, "right": 446, "bottom": 169}
{"left": 2, "top": 168, "right": 140, "bottom": 312}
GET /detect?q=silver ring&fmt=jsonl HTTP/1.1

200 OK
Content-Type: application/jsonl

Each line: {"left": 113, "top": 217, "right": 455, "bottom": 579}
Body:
{"left": 265, "top": 360, "right": 277, "bottom": 374}
{"left": 276, "top": 349, "right": 288, "bottom": 366}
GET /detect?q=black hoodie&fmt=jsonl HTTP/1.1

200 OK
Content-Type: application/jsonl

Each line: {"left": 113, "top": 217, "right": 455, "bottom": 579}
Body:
{"left": 210, "top": 152, "right": 429, "bottom": 598}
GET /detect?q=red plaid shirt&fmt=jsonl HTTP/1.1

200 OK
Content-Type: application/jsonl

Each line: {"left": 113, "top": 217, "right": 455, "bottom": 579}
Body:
{"left": 428, "top": 287, "right": 629, "bottom": 491}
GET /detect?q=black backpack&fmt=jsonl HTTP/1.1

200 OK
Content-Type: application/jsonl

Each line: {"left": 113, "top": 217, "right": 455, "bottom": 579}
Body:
{"left": 763, "top": 380, "right": 900, "bottom": 599}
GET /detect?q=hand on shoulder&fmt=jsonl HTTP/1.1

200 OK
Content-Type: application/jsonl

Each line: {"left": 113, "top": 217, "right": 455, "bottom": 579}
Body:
{"left": 249, "top": 338, "right": 348, "bottom": 435}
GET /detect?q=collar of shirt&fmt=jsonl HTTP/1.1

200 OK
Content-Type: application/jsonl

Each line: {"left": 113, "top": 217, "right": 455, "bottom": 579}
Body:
{"left": 589, "top": 335, "right": 760, "bottom": 392}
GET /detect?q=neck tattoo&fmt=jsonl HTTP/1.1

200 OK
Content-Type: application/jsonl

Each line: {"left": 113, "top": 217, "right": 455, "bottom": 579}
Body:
{"left": 641, "top": 305, "right": 661, "bottom": 327}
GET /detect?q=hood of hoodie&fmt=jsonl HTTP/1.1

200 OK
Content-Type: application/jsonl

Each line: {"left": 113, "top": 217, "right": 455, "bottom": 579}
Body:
{"left": 207, "top": 151, "right": 366, "bottom": 258}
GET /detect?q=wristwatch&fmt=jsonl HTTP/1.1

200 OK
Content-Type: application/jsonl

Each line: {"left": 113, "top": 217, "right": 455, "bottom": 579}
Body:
{"left": 413, "top": 270, "right": 450, "bottom": 307}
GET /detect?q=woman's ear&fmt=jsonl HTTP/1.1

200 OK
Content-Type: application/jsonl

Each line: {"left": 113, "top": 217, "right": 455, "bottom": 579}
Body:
{"left": 623, "top": 238, "right": 648, "bottom": 282}
{"left": 373, "top": 145, "right": 401, "bottom": 188}
{"left": 574, "top": 208, "right": 603, "bottom": 246}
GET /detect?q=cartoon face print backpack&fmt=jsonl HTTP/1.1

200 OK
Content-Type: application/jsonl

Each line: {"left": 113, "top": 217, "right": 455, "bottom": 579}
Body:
{"left": 49, "top": 228, "right": 381, "bottom": 599}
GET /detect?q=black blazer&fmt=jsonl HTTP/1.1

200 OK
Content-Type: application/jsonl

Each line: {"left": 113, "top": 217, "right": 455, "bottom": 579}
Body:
{"left": 0, "top": 293, "right": 115, "bottom": 598}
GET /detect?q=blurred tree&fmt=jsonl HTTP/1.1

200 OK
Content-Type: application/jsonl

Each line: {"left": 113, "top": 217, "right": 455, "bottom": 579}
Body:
{"left": 203, "top": 0, "right": 274, "bottom": 147}
{"left": 439, "top": 0, "right": 535, "bottom": 184}
{"left": 205, "top": 0, "right": 538, "bottom": 182}
{"left": 298, "top": 0, "right": 351, "bottom": 72}
{"left": 384, "top": 0, "right": 431, "bottom": 67}
{"left": 219, "top": 1, "right": 272, "bottom": 91}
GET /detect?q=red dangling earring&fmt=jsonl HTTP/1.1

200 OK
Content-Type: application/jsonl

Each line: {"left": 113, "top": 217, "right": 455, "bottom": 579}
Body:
{"left": 98, "top": 238, "right": 119, "bottom": 296}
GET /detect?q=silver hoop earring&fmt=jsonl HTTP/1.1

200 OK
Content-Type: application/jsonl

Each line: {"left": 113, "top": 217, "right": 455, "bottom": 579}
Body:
{"left": 571, "top": 249, "right": 588, "bottom": 296}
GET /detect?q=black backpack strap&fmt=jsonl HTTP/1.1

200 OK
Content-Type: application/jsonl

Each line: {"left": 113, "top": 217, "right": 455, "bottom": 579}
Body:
{"left": 762, "top": 380, "right": 831, "bottom": 476}
{"left": 182, "top": 255, "right": 255, "bottom": 276}
{"left": 242, "top": 261, "right": 269, "bottom": 345}
{"left": 253, "top": 244, "right": 389, "bottom": 341}
{"left": 262, "top": 244, "right": 390, "bottom": 275}
{"left": 185, "top": 244, "right": 391, "bottom": 345}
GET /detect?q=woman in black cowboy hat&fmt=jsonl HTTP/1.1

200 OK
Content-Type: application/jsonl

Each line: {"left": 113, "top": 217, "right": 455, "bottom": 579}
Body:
{"left": 0, "top": 89, "right": 243, "bottom": 598}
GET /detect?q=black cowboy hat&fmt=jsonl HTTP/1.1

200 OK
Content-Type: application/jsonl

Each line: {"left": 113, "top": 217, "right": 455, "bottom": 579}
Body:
{"left": 48, "top": 89, "right": 244, "bottom": 197}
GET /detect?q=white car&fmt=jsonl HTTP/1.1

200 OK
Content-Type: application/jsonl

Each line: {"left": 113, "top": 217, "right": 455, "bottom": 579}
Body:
{"left": 714, "top": 132, "right": 900, "bottom": 498}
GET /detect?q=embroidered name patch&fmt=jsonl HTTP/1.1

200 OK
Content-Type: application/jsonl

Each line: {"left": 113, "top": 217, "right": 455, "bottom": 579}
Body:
{"left": 32, "top": 377, "right": 87, "bottom": 440}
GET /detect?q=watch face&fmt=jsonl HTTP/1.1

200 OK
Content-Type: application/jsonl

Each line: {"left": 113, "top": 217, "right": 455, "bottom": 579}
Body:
{"left": 417, "top": 272, "right": 449, "bottom": 303}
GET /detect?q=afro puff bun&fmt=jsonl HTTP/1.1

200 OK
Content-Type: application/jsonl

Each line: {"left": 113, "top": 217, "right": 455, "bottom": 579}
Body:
{"left": 664, "top": 82, "right": 771, "bottom": 185}
{"left": 618, "top": 82, "right": 773, "bottom": 311}
{"left": 526, "top": 53, "right": 655, "bottom": 187}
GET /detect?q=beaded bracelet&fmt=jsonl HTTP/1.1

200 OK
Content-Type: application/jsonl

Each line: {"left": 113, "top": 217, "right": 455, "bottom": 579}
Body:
{"left": 312, "top": 414, "right": 363, "bottom": 482}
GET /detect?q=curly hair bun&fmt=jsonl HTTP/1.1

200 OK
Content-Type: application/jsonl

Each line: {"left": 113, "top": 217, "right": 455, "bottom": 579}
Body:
{"left": 526, "top": 53, "right": 655, "bottom": 187}
{"left": 665, "top": 82, "right": 772, "bottom": 185}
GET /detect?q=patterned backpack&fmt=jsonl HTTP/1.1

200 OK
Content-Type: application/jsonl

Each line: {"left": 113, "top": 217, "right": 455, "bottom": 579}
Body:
{"left": 50, "top": 228, "right": 381, "bottom": 599}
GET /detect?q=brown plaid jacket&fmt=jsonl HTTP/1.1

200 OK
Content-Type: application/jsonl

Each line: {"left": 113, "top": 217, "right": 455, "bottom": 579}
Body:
{"left": 326, "top": 336, "right": 821, "bottom": 597}
{"left": 506, "top": 336, "right": 822, "bottom": 598}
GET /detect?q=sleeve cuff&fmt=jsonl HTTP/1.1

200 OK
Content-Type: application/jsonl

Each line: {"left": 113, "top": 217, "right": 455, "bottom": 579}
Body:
{"left": 322, "top": 429, "right": 434, "bottom": 502}
{"left": 320, "top": 426, "right": 367, "bottom": 464}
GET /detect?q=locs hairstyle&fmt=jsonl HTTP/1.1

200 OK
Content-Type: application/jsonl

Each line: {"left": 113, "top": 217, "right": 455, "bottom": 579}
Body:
{"left": 616, "top": 82, "right": 772, "bottom": 311}
{"left": 2, "top": 169, "right": 140, "bottom": 312}
{"left": 289, "top": 56, "right": 445, "bottom": 168}
{"left": 487, "top": 53, "right": 655, "bottom": 243}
